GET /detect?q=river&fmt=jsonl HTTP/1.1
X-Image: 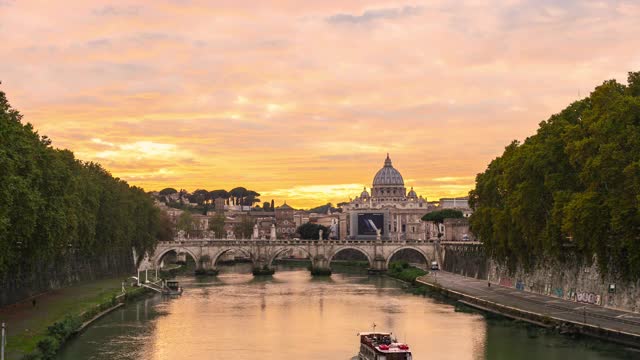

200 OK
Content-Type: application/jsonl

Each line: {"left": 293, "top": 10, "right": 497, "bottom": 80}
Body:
{"left": 57, "top": 264, "right": 637, "bottom": 359}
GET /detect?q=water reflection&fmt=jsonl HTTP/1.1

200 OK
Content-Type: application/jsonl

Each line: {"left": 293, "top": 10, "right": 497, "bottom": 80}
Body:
{"left": 57, "top": 264, "right": 635, "bottom": 360}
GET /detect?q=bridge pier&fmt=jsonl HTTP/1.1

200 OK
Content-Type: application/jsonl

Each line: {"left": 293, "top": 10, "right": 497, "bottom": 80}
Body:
{"left": 193, "top": 254, "right": 219, "bottom": 276}
{"left": 368, "top": 254, "right": 388, "bottom": 274}
{"left": 252, "top": 258, "right": 275, "bottom": 276}
{"left": 310, "top": 256, "right": 331, "bottom": 276}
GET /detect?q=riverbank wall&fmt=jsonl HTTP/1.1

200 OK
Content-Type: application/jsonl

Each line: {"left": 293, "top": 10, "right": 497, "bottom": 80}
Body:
{"left": 441, "top": 244, "right": 640, "bottom": 313}
{"left": 416, "top": 276, "right": 640, "bottom": 349}
{"left": 1, "top": 249, "right": 135, "bottom": 308}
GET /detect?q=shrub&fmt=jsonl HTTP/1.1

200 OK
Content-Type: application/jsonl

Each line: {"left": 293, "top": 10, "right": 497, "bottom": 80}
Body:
{"left": 47, "top": 315, "right": 81, "bottom": 342}
{"left": 36, "top": 337, "right": 59, "bottom": 359}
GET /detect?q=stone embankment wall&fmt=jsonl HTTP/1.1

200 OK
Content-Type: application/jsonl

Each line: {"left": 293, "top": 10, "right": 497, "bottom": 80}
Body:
{"left": 0, "top": 248, "right": 134, "bottom": 307}
{"left": 488, "top": 258, "right": 640, "bottom": 312}
{"left": 441, "top": 243, "right": 487, "bottom": 279}
{"left": 442, "top": 243, "right": 640, "bottom": 313}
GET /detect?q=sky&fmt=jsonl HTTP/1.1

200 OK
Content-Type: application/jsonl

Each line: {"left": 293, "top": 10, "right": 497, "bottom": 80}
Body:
{"left": 1, "top": 1, "right": 639, "bottom": 208}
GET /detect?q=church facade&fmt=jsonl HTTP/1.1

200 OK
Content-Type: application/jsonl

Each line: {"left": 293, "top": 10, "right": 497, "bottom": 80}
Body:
{"left": 339, "top": 154, "right": 435, "bottom": 241}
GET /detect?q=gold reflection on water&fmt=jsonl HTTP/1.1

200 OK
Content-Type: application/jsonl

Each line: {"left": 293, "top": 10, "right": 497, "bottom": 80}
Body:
{"left": 143, "top": 268, "right": 487, "bottom": 360}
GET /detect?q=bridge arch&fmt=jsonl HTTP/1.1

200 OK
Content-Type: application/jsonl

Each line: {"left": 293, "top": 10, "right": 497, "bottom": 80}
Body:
{"left": 211, "top": 247, "right": 253, "bottom": 266}
{"left": 155, "top": 247, "right": 200, "bottom": 268}
{"left": 328, "top": 246, "right": 373, "bottom": 268}
{"left": 268, "top": 246, "right": 312, "bottom": 267}
{"left": 385, "top": 246, "right": 430, "bottom": 268}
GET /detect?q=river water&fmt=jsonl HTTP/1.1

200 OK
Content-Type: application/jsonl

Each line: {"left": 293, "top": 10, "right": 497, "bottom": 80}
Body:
{"left": 57, "top": 264, "right": 636, "bottom": 360}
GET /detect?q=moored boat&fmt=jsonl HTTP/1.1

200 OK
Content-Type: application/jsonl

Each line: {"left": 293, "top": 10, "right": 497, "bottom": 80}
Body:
{"left": 162, "top": 280, "right": 183, "bottom": 295}
{"left": 357, "top": 331, "right": 412, "bottom": 360}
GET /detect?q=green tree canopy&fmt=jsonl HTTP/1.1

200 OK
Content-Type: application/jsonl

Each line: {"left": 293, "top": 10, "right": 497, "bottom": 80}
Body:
{"left": 176, "top": 212, "right": 194, "bottom": 233}
{"left": 0, "top": 87, "right": 161, "bottom": 302}
{"left": 469, "top": 71, "right": 640, "bottom": 279}
{"left": 208, "top": 213, "right": 226, "bottom": 238}
{"left": 233, "top": 217, "right": 254, "bottom": 239}
{"left": 421, "top": 209, "right": 464, "bottom": 223}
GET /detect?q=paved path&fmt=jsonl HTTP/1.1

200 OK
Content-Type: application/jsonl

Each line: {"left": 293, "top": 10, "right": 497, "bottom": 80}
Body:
{"left": 418, "top": 271, "right": 640, "bottom": 336}
{"left": 0, "top": 277, "right": 128, "bottom": 358}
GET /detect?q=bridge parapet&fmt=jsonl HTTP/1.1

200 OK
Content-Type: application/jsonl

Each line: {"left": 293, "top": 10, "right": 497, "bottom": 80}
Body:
{"left": 151, "top": 238, "right": 439, "bottom": 276}
{"left": 159, "top": 238, "right": 435, "bottom": 246}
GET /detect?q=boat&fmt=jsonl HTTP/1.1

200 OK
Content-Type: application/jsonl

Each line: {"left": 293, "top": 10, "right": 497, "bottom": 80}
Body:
{"left": 162, "top": 280, "right": 183, "bottom": 295}
{"left": 357, "top": 331, "right": 412, "bottom": 360}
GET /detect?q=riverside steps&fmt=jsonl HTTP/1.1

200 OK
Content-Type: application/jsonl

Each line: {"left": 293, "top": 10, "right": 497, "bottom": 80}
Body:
{"left": 417, "top": 271, "right": 640, "bottom": 348}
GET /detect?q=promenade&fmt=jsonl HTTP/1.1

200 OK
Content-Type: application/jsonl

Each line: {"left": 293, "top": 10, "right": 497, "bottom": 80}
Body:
{"left": 0, "top": 278, "right": 130, "bottom": 358}
{"left": 417, "top": 271, "right": 640, "bottom": 348}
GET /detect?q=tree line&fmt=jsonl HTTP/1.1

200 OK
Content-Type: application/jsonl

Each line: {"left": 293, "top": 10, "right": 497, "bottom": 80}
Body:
{"left": 469, "top": 71, "right": 640, "bottom": 280}
{"left": 159, "top": 187, "right": 262, "bottom": 207}
{"left": 0, "top": 87, "right": 162, "bottom": 285}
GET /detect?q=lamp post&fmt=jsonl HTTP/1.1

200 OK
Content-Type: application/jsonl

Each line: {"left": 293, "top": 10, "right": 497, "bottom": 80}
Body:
{"left": 1, "top": 322, "right": 6, "bottom": 360}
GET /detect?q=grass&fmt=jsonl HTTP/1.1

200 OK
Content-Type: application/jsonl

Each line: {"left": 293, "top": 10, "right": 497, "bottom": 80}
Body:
{"left": 0, "top": 277, "right": 151, "bottom": 359}
{"left": 387, "top": 261, "right": 427, "bottom": 283}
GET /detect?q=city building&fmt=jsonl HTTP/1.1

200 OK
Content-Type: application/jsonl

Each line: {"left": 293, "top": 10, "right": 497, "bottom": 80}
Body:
{"left": 275, "top": 203, "right": 297, "bottom": 239}
{"left": 340, "top": 154, "right": 435, "bottom": 241}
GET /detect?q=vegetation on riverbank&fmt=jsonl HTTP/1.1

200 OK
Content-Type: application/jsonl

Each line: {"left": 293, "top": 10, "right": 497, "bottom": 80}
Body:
{"left": 0, "top": 278, "right": 152, "bottom": 360}
{"left": 387, "top": 261, "right": 427, "bottom": 284}
{"left": 469, "top": 71, "right": 640, "bottom": 280}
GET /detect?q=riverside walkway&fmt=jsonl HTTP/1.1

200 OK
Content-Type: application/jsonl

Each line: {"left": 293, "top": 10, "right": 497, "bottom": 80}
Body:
{"left": 418, "top": 271, "right": 640, "bottom": 348}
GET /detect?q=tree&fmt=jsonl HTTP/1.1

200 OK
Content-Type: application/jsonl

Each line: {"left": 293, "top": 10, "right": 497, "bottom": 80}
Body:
{"left": 0, "top": 86, "right": 162, "bottom": 305}
{"left": 297, "top": 223, "right": 329, "bottom": 240}
{"left": 190, "top": 189, "right": 209, "bottom": 205}
{"left": 263, "top": 201, "right": 271, "bottom": 212}
{"left": 229, "top": 187, "right": 247, "bottom": 205}
{"left": 159, "top": 188, "right": 178, "bottom": 196}
{"left": 271, "top": 199, "right": 275, "bottom": 210}
{"left": 233, "top": 217, "right": 255, "bottom": 239}
{"left": 421, "top": 209, "right": 464, "bottom": 223}
{"left": 209, "top": 189, "right": 229, "bottom": 200}
{"left": 208, "top": 213, "right": 226, "bottom": 238}
{"left": 176, "top": 212, "right": 194, "bottom": 235}
{"left": 157, "top": 211, "right": 175, "bottom": 241}
{"left": 469, "top": 71, "right": 640, "bottom": 279}
{"left": 242, "top": 190, "right": 260, "bottom": 206}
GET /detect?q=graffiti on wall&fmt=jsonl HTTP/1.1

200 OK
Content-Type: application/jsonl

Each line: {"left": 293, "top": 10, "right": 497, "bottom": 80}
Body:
{"left": 499, "top": 277, "right": 513, "bottom": 287}
{"left": 576, "top": 292, "right": 601, "bottom": 305}
{"left": 553, "top": 287, "right": 564, "bottom": 298}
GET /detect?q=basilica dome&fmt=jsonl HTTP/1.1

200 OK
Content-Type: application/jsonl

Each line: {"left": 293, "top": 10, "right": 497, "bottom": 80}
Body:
{"left": 373, "top": 154, "right": 404, "bottom": 186}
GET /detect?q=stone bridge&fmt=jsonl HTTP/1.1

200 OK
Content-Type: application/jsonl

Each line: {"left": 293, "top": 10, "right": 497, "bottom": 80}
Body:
{"left": 144, "top": 238, "right": 438, "bottom": 275}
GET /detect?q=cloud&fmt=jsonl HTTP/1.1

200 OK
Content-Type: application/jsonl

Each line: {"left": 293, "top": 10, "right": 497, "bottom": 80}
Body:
{"left": 262, "top": 184, "right": 365, "bottom": 208}
{"left": 2, "top": 0, "right": 639, "bottom": 207}
{"left": 93, "top": 140, "right": 192, "bottom": 161}
{"left": 326, "top": 5, "right": 422, "bottom": 24}
{"left": 86, "top": 38, "right": 111, "bottom": 48}
{"left": 92, "top": 5, "right": 140, "bottom": 16}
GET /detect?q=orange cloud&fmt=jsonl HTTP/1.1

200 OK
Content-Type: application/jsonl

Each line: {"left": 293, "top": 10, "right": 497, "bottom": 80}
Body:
{"left": 1, "top": 1, "right": 639, "bottom": 207}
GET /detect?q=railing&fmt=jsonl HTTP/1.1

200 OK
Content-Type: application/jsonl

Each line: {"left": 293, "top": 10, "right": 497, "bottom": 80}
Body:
{"left": 158, "top": 238, "right": 438, "bottom": 247}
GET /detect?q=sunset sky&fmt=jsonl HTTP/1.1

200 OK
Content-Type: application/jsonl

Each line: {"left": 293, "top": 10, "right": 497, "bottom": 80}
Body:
{"left": 1, "top": 1, "right": 639, "bottom": 208}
